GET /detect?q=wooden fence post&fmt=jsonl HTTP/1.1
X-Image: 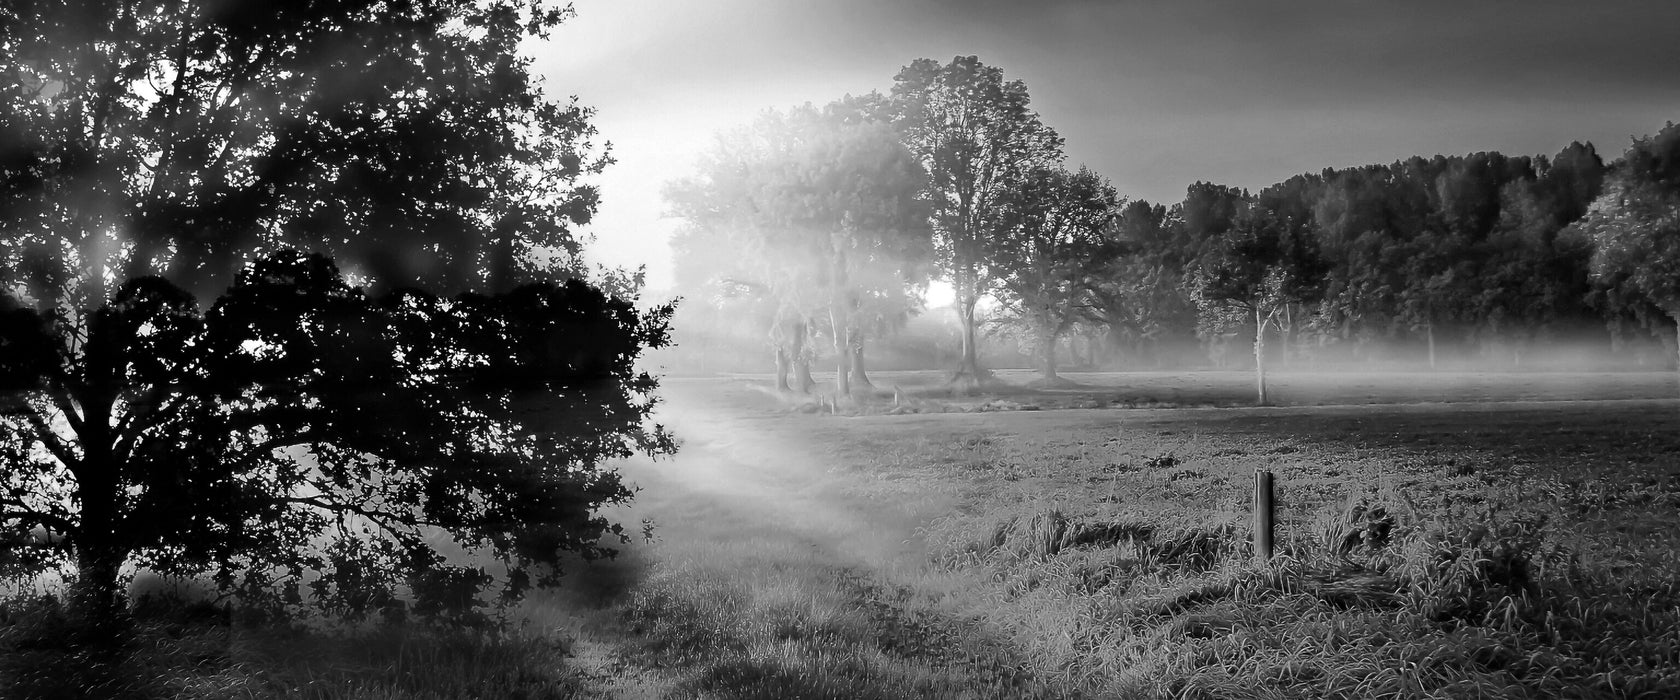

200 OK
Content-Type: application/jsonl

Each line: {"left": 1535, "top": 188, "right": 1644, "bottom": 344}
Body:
{"left": 1253, "top": 469, "right": 1275, "bottom": 562}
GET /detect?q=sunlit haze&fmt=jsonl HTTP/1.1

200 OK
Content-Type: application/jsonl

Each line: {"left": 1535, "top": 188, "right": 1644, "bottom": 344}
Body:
{"left": 535, "top": 0, "right": 1680, "bottom": 292}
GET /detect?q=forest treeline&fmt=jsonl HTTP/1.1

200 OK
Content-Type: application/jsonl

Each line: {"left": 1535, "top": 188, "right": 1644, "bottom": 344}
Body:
{"left": 665, "top": 56, "right": 1680, "bottom": 391}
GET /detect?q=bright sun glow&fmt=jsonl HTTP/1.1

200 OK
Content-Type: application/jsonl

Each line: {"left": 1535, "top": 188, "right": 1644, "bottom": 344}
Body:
{"left": 924, "top": 280, "right": 955, "bottom": 308}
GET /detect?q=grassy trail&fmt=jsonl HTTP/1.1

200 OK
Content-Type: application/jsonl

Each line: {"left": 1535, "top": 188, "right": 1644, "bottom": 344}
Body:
{"left": 523, "top": 379, "right": 1048, "bottom": 698}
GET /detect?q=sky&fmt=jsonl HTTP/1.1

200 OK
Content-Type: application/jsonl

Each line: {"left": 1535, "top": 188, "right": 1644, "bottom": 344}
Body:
{"left": 535, "top": 0, "right": 1680, "bottom": 292}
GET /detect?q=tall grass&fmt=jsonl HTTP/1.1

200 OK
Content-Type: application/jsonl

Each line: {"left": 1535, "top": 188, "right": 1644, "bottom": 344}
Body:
{"left": 786, "top": 394, "right": 1680, "bottom": 699}
{"left": 910, "top": 463, "right": 1680, "bottom": 698}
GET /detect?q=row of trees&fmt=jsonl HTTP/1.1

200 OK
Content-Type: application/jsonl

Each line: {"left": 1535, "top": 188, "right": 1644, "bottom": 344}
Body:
{"left": 669, "top": 55, "right": 1680, "bottom": 402}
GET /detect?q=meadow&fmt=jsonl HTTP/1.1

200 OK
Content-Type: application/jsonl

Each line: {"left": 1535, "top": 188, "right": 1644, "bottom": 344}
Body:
{"left": 776, "top": 370, "right": 1680, "bottom": 698}
{"left": 4, "top": 371, "right": 1678, "bottom": 698}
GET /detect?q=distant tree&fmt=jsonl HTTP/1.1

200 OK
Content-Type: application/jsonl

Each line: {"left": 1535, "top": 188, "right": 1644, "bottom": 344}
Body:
{"left": 1570, "top": 122, "right": 1680, "bottom": 373}
{"left": 1083, "top": 200, "right": 1196, "bottom": 366}
{"left": 1192, "top": 206, "right": 1326, "bottom": 404}
{"left": 0, "top": 0, "right": 607, "bottom": 305}
{"left": 666, "top": 100, "right": 930, "bottom": 395}
{"left": 665, "top": 127, "right": 823, "bottom": 392}
{"left": 1178, "top": 182, "right": 1250, "bottom": 257}
{"left": 890, "top": 56, "right": 1063, "bottom": 389}
{"left": 990, "top": 166, "right": 1120, "bottom": 384}
{"left": 0, "top": 252, "right": 674, "bottom": 627}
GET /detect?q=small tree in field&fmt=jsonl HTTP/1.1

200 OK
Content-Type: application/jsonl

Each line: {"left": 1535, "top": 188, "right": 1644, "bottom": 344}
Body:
{"left": 0, "top": 252, "right": 674, "bottom": 626}
{"left": 1192, "top": 207, "right": 1325, "bottom": 405}
{"left": 1569, "top": 122, "right": 1680, "bottom": 378}
{"left": 991, "top": 166, "right": 1120, "bottom": 385}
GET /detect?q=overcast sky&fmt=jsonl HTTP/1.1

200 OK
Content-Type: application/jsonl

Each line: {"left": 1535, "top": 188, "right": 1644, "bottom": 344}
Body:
{"left": 535, "top": 0, "right": 1680, "bottom": 290}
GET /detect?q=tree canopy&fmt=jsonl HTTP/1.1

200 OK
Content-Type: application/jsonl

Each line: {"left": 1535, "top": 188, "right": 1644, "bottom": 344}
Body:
{"left": 1570, "top": 122, "right": 1680, "bottom": 353}
{"left": 890, "top": 55, "right": 1062, "bottom": 386}
{"left": 0, "top": 252, "right": 674, "bottom": 623}
{"left": 0, "top": 1, "right": 669, "bottom": 630}
{"left": 0, "top": 0, "right": 607, "bottom": 304}
{"left": 989, "top": 166, "right": 1119, "bottom": 383}
{"left": 666, "top": 99, "right": 930, "bottom": 395}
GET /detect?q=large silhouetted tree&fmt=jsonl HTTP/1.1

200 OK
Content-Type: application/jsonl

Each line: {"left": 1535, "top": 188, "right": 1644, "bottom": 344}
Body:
{"left": 0, "top": 252, "right": 673, "bottom": 627}
{"left": 890, "top": 56, "right": 1063, "bottom": 390}
{"left": 0, "top": 0, "right": 607, "bottom": 304}
{"left": 0, "top": 1, "right": 669, "bottom": 630}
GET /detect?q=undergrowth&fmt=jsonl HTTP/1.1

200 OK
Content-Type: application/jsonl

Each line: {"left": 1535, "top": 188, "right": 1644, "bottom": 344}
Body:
{"left": 0, "top": 592, "right": 580, "bottom": 699}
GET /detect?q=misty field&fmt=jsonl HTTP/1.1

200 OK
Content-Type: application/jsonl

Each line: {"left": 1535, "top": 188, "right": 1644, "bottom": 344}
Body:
{"left": 628, "top": 372, "right": 1680, "bottom": 698}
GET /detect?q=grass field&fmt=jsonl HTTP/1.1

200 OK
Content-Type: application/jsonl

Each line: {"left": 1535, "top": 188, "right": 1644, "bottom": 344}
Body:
{"left": 4, "top": 370, "right": 1678, "bottom": 698}
{"left": 742, "top": 370, "right": 1680, "bottom": 697}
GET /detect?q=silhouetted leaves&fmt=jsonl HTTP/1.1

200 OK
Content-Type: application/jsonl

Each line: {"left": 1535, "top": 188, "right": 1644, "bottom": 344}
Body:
{"left": 0, "top": 252, "right": 673, "bottom": 622}
{"left": 0, "top": 0, "right": 606, "bottom": 304}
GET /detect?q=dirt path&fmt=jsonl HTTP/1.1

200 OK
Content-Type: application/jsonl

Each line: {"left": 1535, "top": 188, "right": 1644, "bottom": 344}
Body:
{"left": 520, "top": 379, "right": 1043, "bottom": 698}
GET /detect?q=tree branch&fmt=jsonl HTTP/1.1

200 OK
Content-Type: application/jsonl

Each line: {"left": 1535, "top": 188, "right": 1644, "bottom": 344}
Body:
{"left": 23, "top": 409, "right": 81, "bottom": 473}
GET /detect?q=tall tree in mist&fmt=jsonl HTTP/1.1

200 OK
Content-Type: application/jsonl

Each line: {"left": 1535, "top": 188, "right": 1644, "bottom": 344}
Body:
{"left": 0, "top": 0, "right": 608, "bottom": 304}
{"left": 0, "top": 1, "right": 672, "bottom": 629}
{"left": 991, "top": 166, "right": 1119, "bottom": 384}
{"left": 890, "top": 56, "right": 1063, "bottom": 390}
{"left": 666, "top": 100, "right": 930, "bottom": 395}
{"left": 1192, "top": 205, "right": 1326, "bottom": 405}
{"left": 1570, "top": 122, "right": 1680, "bottom": 376}
{"left": 665, "top": 121, "right": 823, "bottom": 392}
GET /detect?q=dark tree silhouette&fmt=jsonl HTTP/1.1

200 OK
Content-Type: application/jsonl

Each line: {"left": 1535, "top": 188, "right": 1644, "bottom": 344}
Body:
{"left": 0, "top": 0, "right": 606, "bottom": 304}
{"left": 0, "top": 252, "right": 674, "bottom": 625}
{"left": 0, "top": 1, "right": 667, "bottom": 631}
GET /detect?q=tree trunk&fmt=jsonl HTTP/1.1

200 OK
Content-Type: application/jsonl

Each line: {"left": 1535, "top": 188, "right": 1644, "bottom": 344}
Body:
{"left": 1426, "top": 322, "right": 1437, "bottom": 371}
{"left": 69, "top": 469, "right": 126, "bottom": 633}
{"left": 1254, "top": 306, "right": 1268, "bottom": 406}
{"left": 71, "top": 541, "right": 124, "bottom": 629}
{"left": 949, "top": 289, "right": 989, "bottom": 391}
{"left": 1039, "top": 321, "right": 1059, "bottom": 383}
{"left": 1279, "top": 304, "right": 1293, "bottom": 369}
{"left": 851, "top": 340, "right": 873, "bottom": 390}
{"left": 832, "top": 310, "right": 851, "bottom": 397}
{"left": 791, "top": 321, "right": 814, "bottom": 393}
{"left": 1672, "top": 316, "right": 1680, "bottom": 396}
{"left": 774, "top": 347, "right": 791, "bottom": 392}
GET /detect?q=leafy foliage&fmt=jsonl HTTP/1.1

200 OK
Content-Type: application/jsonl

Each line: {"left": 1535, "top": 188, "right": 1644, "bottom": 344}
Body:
{"left": 0, "top": 252, "right": 674, "bottom": 620}
{"left": 666, "top": 99, "right": 931, "bottom": 393}
{"left": 890, "top": 56, "right": 1063, "bottom": 380}
{"left": 1572, "top": 122, "right": 1680, "bottom": 320}
{"left": 0, "top": 0, "right": 606, "bottom": 302}
{"left": 989, "top": 166, "right": 1120, "bottom": 380}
